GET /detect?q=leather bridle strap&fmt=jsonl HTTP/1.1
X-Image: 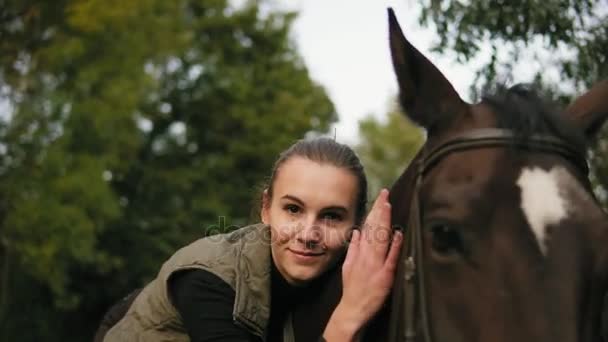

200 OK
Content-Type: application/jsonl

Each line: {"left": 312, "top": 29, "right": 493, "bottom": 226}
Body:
{"left": 422, "top": 128, "right": 588, "bottom": 176}
{"left": 399, "top": 128, "right": 588, "bottom": 342}
{"left": 402, "top": 158, "right": 432, "bottom": 342}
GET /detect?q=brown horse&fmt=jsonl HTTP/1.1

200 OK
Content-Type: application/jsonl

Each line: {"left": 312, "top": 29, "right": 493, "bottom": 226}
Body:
{"left": 294, "top": 8, "right": 608, "bottom": 342}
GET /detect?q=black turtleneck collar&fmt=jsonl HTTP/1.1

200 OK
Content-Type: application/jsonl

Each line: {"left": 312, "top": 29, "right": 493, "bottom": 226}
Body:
{"left": 267, "top": 257, "right": 338, "bottom": 342}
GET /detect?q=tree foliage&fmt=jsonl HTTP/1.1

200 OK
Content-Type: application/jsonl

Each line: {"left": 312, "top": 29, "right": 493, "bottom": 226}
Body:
{"left": 356, "top": 103, "right": 424, "bottom": 197}
{"left": 418, "top": 0, "right": 608, "bottom": 205}
{"left": 0, "top": 1, "right": 335, "bottom": 340}
{"left": 420, "top": 0, "right": 607, "bottom": 91}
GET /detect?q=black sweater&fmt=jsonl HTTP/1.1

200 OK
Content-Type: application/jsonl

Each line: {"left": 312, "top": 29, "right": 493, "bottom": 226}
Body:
{"left": 169, "top": 260, "right": 328, "bottom": 342}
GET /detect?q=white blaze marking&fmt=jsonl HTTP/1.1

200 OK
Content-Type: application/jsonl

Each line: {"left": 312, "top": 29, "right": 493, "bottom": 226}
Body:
{"left": 516, "top": 167, "right": 570, "bottom": 255}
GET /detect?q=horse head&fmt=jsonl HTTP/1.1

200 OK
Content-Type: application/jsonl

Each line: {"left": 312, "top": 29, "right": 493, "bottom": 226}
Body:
{"left": 385, "top": 8, "right": 608, "bottom": 342}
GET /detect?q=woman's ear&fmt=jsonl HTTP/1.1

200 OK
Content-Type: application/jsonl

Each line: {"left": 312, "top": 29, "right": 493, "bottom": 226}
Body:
{"left": 260, "top": 189, "right": 270, "bottom": 224}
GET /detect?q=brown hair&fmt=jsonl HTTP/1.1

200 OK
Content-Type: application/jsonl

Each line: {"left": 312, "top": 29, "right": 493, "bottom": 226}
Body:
{"left": 261, "top": 137, "right": 368, "bottom": 224}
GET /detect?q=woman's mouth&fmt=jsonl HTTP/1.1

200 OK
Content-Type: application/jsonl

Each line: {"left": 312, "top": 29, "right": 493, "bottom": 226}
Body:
{"left": 289, "top": 249, "right": 323, "bottom": 256}
{"left": 288, "top": 249, "right": 324, "bottom": 263}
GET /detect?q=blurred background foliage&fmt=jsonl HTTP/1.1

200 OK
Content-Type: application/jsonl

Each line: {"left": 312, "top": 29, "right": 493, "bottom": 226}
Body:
{"left": 0, "top": 0, "right": 335, "bottom": 340}
{"left": 356, "top": 103, "right": 423, "bottom": 197}
{"left": 0, "top": 0, "right": 606, "bottom": 340}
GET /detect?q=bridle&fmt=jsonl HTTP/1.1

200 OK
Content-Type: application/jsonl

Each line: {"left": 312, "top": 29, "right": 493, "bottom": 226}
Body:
{"left": 388, "top": 128, "right": 589, "bottom": 342}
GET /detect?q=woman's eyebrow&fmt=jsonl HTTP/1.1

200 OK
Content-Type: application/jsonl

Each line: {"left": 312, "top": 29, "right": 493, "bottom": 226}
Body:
{"left": 280, "top": 195, "right": 349, "bottom": 213}
{"left": 280, "top": 195, "right": 305, "bottom": 206}
{"left": 321, "top": 206, "right": 348, "bottom": 213}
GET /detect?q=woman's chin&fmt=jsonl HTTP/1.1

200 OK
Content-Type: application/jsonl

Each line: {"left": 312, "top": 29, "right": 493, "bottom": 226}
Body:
{"left": 283, "top": 267, "right": 323, "bottom": 286}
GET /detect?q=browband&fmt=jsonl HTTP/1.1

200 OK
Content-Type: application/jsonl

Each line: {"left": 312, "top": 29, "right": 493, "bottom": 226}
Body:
{"left": 421, "top": 128, "right": 589, "bottom": 176}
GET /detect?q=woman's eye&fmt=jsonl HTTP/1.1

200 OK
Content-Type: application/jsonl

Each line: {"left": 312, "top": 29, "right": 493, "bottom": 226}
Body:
{"left": 321, "top": 212, "right": 342, "bottom": 222}
{"left": 284, "top": 204, "right": 300, "bottom": 214}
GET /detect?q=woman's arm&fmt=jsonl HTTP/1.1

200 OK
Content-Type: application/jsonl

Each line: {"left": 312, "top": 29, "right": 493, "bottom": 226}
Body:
{"left": 170, "top": 270, "right": 262, "bottom": 342}
{"left": 323, "top": 189, "right": 403, "bottom": 341}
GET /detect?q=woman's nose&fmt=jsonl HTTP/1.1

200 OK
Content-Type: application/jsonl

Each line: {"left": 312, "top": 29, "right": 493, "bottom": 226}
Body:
{"left": 296, "top": 218, "right": 322, "bottom": 245}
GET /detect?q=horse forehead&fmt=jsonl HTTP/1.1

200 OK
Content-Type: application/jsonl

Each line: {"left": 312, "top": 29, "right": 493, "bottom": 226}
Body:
{"left": 424, "top": 150, "right": 501, "bottom": 215}
{"left": 431, "top": 149, "right": 501, "bottom": 189}
{"left": 516, "top": 166, "right": 583, "bottom": 255}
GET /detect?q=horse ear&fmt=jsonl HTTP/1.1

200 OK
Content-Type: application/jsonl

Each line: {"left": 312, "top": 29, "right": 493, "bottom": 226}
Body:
{"left": 388, "top": 8, "right": 466, "bottom": 131}
{"left": 564, "top": 79, "right": 608, "bottom": 140}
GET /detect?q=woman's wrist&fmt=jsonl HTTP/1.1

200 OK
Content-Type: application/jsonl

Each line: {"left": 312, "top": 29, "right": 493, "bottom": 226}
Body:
{"left": 322, "top": 302, "right": 363, "bottom": 341}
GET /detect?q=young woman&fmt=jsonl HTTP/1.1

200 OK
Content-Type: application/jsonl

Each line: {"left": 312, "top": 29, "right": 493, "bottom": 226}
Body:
{"left": 101, "top": 137, "right": 402, "bottom": 342}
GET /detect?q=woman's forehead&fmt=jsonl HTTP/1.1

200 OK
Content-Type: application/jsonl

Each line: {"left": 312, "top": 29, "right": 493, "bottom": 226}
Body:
{"left": 273, "top": 157, "right": 358, "bottom": 207}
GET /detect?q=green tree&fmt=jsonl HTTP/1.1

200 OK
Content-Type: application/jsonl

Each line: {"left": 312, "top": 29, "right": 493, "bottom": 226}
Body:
{"left": 0, "top": 1, "right": 335, "bottom": 340}
{"left": 1, "top": 1, "right": 189, "bottom": 339}
{"left": 356, "top": 102, "right": 424, "bottom": 197}
{"left": 417, "top": 0, "right": 608, "bottom": 205}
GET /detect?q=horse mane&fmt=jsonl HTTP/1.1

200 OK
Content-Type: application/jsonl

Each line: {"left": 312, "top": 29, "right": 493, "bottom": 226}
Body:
{"left": 481, "top": 84, "right": 587, "bottom": 150}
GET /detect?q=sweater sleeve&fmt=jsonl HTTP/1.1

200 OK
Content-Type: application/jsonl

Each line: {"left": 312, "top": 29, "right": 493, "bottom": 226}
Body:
{"left": 169, "top": 269, "right": 262, "bottom": 342}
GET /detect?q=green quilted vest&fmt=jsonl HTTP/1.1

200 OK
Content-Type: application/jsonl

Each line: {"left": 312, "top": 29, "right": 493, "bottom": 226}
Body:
{"left": 103, "top": 223, "right": 279, "bottom": 341}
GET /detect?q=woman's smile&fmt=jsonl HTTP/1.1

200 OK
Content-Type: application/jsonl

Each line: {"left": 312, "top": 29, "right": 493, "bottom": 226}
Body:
{"left": 288, "top": 248, "right": 325, "bottom": 263}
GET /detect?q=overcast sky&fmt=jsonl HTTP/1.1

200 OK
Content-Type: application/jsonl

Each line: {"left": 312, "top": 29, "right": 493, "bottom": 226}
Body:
{"left": 290, "top": 0, "right": 478, "bottom": 144}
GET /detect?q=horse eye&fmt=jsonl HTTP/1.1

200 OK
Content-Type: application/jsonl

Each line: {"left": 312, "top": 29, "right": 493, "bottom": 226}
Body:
{"left": 430, "top": 223, "right": 464, "bottom": 256}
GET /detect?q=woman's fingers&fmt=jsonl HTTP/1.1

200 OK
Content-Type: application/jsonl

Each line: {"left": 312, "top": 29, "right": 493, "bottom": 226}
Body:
{"left": 383, "top": 231, "right": 403, "bottom": 276}
{"left": 364, "top": 189, "right": 388, "bottom": 226}
{"left": 361, "top": 189, "right": 392, "bottom": 259}
{"left": 336, "top": 213, "right": 404, "bottom": 331}
{"left": 343, "top": 229, "right": 360, "bottom": 273}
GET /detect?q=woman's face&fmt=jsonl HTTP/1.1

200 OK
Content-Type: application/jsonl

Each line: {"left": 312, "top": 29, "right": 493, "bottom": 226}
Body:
{"left": 261, "top": 157, "right": 359, "bottom": 286}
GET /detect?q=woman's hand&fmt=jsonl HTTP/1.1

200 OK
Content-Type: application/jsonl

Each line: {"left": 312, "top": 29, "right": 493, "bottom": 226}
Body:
{"left": 323, "top": 189, "right": 403, "bottom": 341}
